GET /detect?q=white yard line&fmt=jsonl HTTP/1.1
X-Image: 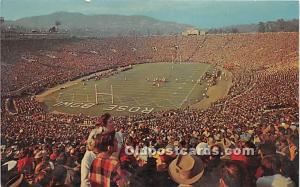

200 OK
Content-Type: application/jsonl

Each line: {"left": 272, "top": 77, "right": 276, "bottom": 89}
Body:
{"left": 179, "top": 65, "right": 210, "bottom": 108}
{"left": 166, "top": 99, "right": 178, "bottom": 108}
{"left": 117, "top": 96, "right": 123, "bottom": 104}
{"left": 132, "top": 97, "right": 142, "bottom": 106}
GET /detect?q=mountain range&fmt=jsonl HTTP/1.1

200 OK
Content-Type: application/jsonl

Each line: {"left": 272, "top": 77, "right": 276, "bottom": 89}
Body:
{"left": 4, "top": 12, "right": 191, "bottom": 37}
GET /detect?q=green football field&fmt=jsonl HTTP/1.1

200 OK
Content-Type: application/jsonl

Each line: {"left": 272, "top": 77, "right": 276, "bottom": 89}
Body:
{"left": 42, "top": 62, "right": 213, "bottom": 116}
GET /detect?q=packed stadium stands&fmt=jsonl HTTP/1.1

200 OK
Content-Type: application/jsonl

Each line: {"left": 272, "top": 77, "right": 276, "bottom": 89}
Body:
{"left": 1, "top": 32, "right": 299, "bottom": 187}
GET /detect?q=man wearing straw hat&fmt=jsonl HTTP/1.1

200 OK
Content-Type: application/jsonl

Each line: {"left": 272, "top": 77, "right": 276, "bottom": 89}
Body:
{"left": 168, "top": 154, "right": 205, "bottom": 187}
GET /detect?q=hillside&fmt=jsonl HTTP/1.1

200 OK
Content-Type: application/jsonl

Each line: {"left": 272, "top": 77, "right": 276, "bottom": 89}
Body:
{"left": 4, "top": 12, "right": 191, "bottom": 37}
{"left": 207, "top": 19, "right": 299, "bottom": 34}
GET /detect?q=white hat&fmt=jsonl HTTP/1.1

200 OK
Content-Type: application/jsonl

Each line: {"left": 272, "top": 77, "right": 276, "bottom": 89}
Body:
{"left": 169, "top": 154, "right": 204, "bottom": 185}
{"left": 2, "top": 160, "right": 17, "bottom": 171}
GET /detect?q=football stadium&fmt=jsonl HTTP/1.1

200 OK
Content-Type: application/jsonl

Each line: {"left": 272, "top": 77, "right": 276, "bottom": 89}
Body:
{"left": 1, "top": 1, "right": 299, "bottom": 187}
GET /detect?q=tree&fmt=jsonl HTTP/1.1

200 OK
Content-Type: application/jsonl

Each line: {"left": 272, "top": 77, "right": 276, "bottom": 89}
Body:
{"left": 277, "top": 19, "right": 285, "bottom": 31}
{"left": 55, "top": 20, "right": 61, "bottom": 31}
{"left": 258, "top": 22, "right": 265, "bottom": 33}
{"left": 231, "top": 28, "right": 239, "bottom": 33}
{"left": 147, "top": 28, "right": 151, "bottom": 36}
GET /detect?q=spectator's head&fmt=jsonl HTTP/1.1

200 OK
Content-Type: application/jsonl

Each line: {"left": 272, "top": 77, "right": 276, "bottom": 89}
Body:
{"left": 279, "top": 138, "right": 288, "bottom": 147}
{"left": 258, "top": 142, "right": 276, "bottom": 158}
{"left": 96, "top": 113, "right": 111, "bottom": 127}
{"left": 260, "top": 154, "right": 293, "bottom": 177}
{"left": 260, "top": 155, "right": 278, "bottom": 176}
{"left": 20, "top": 148, "right": 30, "bottom": 158}
{"left": 52, "top": 165, "right": 67, "bottom": 185}
{"left": 34, "top": 161, "right": 52, "bottom": 175}
{"left": 56, "top": 153, "right": 67, "bottom": 165}
{"left": 104, "top": 113, "right": 113, "bottom": 127}
{"left": 211, "top": 144, "right": 223, "bottom": 161}
{"left": 219, "top": 161, "right": 245, "bottom": 187}
{"left": 94, "top": 134, "right": 108, "bottom": 153}
{"left": 280, "top": 156, "right": 296, "bottom": 178}
{"left": 34, "top": 151, "right": 44, "bottom": 163}
{"left": 179, "top": 140, "right": 187, "bottom": 148}
{"left": 34, "top": 170, "right": 53, "bottom": 187}
{"left": 287, "top": 134, "right": 298, "bottom": 146}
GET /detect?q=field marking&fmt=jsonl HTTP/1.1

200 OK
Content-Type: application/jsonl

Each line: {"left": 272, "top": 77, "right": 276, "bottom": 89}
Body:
{"left": 131, "top": 97, "right": 142, "bottom": 106}
{"left": 142, "top": 99, "right": 162, "bottom": 108}
{"left": 165, "top": 99, "right": 178, "bottom": 108}
{"left": 71, "top": 93, "right": 75, "bottom": 102}
{"left": 117, "top": 96, "right": 123, "bottom": 104}
{"left": 179, "top": 65, "right": 211, "bottom": 108}
{"left": 56, "top": 93, "right": 62, "bottom": 102}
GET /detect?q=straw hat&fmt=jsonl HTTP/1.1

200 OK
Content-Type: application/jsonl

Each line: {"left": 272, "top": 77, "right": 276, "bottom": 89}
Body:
{"left": 168, "top": 154, "right": 204, "bottom": 185}
{"left": 2, "top": 160, "right": 17, "bottom": 171}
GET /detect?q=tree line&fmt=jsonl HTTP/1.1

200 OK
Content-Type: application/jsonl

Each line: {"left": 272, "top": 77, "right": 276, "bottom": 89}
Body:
{"left": 257, "top": 19, "right": 298, "bottom": 33}
{"left": 207, "top": 19, "right": 298, "bottom": 34}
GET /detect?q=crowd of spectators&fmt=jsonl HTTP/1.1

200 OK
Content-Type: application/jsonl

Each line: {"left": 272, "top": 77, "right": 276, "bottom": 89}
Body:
{"left": 1, "top": 32, "right": 299, "bottom": 187}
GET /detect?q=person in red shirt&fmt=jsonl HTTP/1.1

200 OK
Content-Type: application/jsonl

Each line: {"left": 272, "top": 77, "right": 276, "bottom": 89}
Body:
{"left": 17, "top": 149, "right": 34, "bottom": 173}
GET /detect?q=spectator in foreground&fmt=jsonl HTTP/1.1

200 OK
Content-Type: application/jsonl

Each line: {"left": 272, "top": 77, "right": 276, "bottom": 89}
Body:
{"left": 89, "top": 134, "right": 125, "bottom": 187}
{"left": 1, "top": 160, "right": 30, "bottom": 187}
{"left": 168, "top": 154, "right": 205, "bottom": 187}
{"left": 81, "top": 113, "right": 116, "bottom": 187}
{"left": 17, "top": 149, "right": 34, "bottom": 174}
{"left": 256, "top": 155, "right": 295, "bottom": 187}
{"left": 52, "top": 165, "right": 69, "bottom": 187}
{"left": 33, "top": 169, "right": 53, "bottom": 187}
{"left": 219, "top": 161, "right": 249, "bottom": 187}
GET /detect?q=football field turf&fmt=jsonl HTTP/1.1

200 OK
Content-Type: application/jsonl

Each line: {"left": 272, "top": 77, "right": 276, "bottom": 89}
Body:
{"left": 42, "top": 62, "right": 213, "bottom": 116}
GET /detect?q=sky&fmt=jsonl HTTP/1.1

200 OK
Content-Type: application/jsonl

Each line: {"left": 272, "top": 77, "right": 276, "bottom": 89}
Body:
{"left": 1, "top": 0, "right": 299, "bottom": 28}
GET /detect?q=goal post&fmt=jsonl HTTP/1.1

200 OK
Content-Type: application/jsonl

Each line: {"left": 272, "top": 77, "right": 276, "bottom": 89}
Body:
{"left": 110, "top": 85, "right": 114, "bottom": 104}
{"left": 94, "top": 84, "right": 114, "bottom": 105}
{"left": 94, "top": 84, "right": 98, "bottom": 104}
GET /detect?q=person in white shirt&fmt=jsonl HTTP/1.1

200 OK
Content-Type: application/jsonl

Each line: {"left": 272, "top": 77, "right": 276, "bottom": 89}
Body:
{"left": 81, "top": 150, "right": 97, "bottom": 187}
{"left": 114, "top": 127, "right": 124, "bottom": 156}
{"left": 81, "top": 113, "right": 115, "bottom": 187}
{"left": 256, "top": 155, "right": 295, "bottom": 187}
{"left": 257, "top": 174, "right": 295, "bottom": 187}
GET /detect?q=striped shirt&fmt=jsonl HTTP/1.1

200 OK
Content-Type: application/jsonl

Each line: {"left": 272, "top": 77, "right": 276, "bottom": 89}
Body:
{"left": 90, "top": 153, "right": 121, "bottom": 187}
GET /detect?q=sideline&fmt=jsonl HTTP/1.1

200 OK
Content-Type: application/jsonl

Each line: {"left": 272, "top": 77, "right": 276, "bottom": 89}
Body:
{"left": 191, "top": 68, "right": 233, "bottom": 110}
{"left": 179, "top": 65, "right": 211, "bottom": 108}
{"left": 35, "top": 67, "right": 131, "bottom": 102}
{"left": 36, "top": 79, "right": 81, "bottom": 102}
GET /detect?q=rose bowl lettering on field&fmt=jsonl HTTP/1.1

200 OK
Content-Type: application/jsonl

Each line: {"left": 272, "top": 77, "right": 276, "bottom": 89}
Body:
{"left": 53, "top": 101, "right": 95, "bottom": 109}
{"left": 103, "top": 105, "right": 154, "bottom": 114}
{"left": 52, "top": 102, "right": 154, "bottom": 114}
